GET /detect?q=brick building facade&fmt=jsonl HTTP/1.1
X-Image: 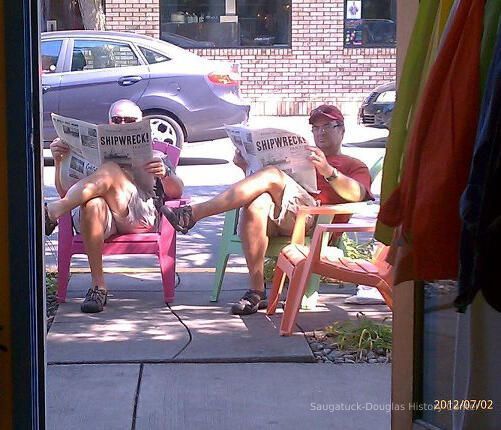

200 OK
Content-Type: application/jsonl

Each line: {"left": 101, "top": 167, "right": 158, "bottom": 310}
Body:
{"left": 75, "top": 0, "right": 397, "bottom": 116}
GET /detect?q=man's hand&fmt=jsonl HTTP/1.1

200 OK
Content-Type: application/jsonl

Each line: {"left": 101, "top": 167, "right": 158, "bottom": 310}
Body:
{"left": 308, "top": 147, "right": 333, "bottom": 177}
{"left": 144, "top": 157, "right": 168, "bottom": 178}
{"left": 50, "top": 138, "right": 70, "bottom": 163}
{"left": 233, "top": 149, "right": 248, "bottom": 172}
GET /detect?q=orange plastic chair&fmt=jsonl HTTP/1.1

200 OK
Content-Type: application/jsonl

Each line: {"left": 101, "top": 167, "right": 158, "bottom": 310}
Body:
{"left": 266, "top": 204, "right": 393, "bottom": 336}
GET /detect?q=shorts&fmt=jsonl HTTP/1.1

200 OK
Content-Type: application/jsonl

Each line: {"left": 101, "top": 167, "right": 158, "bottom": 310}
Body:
{"left": 72, "top": 186, "right": 157, "bottom": 239}
{"left": 264, "top": 174, "right": 319, "bottom": 236}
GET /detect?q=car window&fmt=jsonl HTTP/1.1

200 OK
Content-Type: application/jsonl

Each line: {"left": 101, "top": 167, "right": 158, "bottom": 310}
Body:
{"left": 72, "top": 40, "right": 140, "bottom": 72}
{"left": 41, "top": 40, "right": 62, "bottom": 73}
{"left": 138, "top": 46, "right": 170, "bottom": 64}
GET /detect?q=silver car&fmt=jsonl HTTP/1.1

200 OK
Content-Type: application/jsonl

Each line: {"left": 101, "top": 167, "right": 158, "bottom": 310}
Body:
{"left": 41, "top": 30, "right": 250, "bottom": 148}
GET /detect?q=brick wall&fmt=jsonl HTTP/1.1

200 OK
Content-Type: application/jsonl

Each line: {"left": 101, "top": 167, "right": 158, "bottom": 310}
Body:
{"left": 106, "top": 0, "right": 395, "bottom": 116}
{"left": 105, "top": 0, "right": 159, "bottom": 39}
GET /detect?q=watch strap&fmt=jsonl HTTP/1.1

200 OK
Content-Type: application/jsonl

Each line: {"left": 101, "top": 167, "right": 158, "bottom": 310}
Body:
{"left": 324, "top": 167, "right": 339, "bottom": 182}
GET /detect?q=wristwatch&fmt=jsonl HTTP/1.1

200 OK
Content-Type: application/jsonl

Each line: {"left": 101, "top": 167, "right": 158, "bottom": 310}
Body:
{"left": 324, "top": 167, "right": 339, "bottom": 182}
{"left": 163, "top": 165, "right": 172, "bottom": 178}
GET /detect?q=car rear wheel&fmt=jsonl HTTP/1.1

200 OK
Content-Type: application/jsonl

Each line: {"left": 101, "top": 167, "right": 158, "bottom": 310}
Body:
{"left": 143, "top": 112, "right": 184, "bottom": 149}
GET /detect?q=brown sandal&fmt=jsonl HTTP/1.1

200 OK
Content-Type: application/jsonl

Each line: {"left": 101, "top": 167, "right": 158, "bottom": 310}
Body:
{"left": 160, "top": 204, "right": 195, "bottom": 234}
{"left": 44, "top": 203, "right": 58, "bottom": 236}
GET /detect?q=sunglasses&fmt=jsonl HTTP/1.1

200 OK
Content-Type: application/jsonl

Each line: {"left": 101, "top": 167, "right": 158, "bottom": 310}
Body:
{"left": 311, "top": 123, "right": 343, "bottom": 133}
{"left": 111, "top": 116, "right": 138, "bottom": 124}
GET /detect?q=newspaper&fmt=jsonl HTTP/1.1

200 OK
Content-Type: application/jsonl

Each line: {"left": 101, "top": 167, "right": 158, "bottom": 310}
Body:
{"left": 225, "top": 125, "right": 318, "bottom": 193}
{"left": 51, "top": 113, "right": 154, "bottom": 192}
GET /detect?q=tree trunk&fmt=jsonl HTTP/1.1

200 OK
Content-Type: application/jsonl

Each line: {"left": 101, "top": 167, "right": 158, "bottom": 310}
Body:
{"left": 77, "top": 0, "right": 105, "bottom": 30}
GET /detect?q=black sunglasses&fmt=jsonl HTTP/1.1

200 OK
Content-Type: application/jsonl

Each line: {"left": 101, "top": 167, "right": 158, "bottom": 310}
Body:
{"left": 111, "top": 115, "right": 138, "bottom": 124}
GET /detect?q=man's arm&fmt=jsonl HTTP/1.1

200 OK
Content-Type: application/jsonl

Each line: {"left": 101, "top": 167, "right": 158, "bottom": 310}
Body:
{"left": 309, "top": 147, "right": 367, "bottom": 202}
{"left": 50, "top": 138, "right": 70, "bottom": 197}
{"left": 143, "top": 157, "right": 184, "bottom": 199}
{"left": 160, "top": 172, "right": 184, "bottom": 199}
{"left": 323, "top": 168, "right": 366, "bottom": 202}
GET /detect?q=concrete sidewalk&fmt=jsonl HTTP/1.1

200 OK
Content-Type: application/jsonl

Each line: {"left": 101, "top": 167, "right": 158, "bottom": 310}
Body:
{"left": 46, "top": 269, "right": 391, "bottom": 429}
{"left": 47, "top": 363, "right": 391, "bottom": 430}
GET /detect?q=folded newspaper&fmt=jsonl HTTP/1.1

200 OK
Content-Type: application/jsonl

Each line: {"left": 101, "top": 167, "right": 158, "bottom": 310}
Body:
{"left": 51, "top": 113, "right": 154, "bottom": 193}
{"left": 225, "top": 125, "right": 318, "bottom": 193}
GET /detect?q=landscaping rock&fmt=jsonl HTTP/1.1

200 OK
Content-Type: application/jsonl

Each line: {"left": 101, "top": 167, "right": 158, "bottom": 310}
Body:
{"left": 305, "top": 331, "right": 392, "bottom": 366}
{"left": 327, "top": 350, "right": 345, "bottom": 361}
{"left": 310, "top": 342, "right": 324, "bottom": 352}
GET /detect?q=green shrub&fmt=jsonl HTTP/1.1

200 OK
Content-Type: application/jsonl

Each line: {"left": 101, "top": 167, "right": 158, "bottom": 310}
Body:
{"left": 46, "top": 271, "right": 57, "bottom": 296}
{"left": 325, "top": 312, "right": 392, "bottom": 357}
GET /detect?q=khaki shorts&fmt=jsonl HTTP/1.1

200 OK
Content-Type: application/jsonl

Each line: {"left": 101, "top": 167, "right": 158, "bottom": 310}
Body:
{"left": 72, "top": 185, "right": 157, "bottom": 239}
{"left": 261, "top": 174, "right": 318, "bottom": 236}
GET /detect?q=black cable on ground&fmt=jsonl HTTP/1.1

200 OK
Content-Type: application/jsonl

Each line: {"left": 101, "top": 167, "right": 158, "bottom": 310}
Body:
{"left": 166, "top": 302, "right": 193, "bottom": 359}
{"left": 130, "top": 363, "right": 144, "bottom": 430}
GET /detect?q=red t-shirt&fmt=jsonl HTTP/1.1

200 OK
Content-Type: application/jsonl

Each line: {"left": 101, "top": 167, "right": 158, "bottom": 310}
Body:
{"left": 313, "top": 154, "right": 374, "bottom": 205}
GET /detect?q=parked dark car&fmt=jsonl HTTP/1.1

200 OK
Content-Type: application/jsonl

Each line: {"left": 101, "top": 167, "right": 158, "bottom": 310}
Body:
{"left": 41, "top": 30, "right": 250, "bottom": 148}
{"left": 358, "top": 81, "right": 396, "bottom": 129}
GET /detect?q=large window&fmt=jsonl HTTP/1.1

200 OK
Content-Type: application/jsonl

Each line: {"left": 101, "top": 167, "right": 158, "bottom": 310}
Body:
{"left": 344, "top": 0, "right": 396, "bottom": 48}
{"left": 72, "top": 40, "right": 140, "bottom": 71}
{"left": 159, "top": 0, "right": 291, "bottom": 48}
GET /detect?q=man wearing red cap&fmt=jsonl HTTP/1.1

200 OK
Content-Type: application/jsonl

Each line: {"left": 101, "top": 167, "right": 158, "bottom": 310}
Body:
{"left": 163, "top": 104, "right": 373, "bottom": 315}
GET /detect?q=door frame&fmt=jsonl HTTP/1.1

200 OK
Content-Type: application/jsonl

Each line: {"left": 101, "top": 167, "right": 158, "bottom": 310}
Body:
{"left": 0, "top": 1, "right": 46, "bottom": 428}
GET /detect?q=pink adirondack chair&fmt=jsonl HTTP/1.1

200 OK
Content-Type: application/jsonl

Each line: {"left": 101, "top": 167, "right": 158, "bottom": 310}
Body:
{"left": 267, "top": 205, "right": 393, "bottom": 336}
{"left": 56, "top": 141, "right": 186, "bottom": 304}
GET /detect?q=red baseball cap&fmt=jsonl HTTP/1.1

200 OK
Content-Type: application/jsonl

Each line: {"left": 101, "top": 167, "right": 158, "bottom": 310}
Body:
{"left": 309, "top": 104, "right": 344, "bottom": 124}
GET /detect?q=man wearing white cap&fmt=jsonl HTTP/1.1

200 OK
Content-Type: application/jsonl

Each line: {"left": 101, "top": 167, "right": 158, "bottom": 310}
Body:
{"left": 45, "top": 99, "right": 184, "bottom": 313}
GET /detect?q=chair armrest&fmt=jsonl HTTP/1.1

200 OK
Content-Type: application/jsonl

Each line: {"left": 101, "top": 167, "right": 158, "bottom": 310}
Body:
{"left": 290, "top": 202, "right": 372, "bottom": 245}
{"left": 314, "top": 222, "right": 376, "bottom": 235}
{"left": 297, "top": 202, "right": 370, "bottom": 216}
{"left": 164, "top": 197, "right": 191, "bottom": 208}
{"left": 304, "top": 222, "right": 375, "bottom": 264}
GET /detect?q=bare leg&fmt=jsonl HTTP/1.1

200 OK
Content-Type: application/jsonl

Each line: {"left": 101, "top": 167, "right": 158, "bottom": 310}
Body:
{"left": 239, "top": 194, "right": 274, "bottom": 293}
{"left": 46, "top": 162, "right": 134, "bottom": 221}
{"left": 78, "top": 197, "right": 110, "bottom": 290}
{"left": 191, "top": 166, "right": 287, "bottom": 222}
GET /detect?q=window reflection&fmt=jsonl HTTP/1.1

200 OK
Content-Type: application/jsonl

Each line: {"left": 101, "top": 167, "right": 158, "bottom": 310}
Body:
{"left": 421, "top": 281, "right": 458, "bottom": 429}
{"left": 159, "top": 0, "right": 291, "bottom": 48}
{"left": 344, "top": 0, "right": 396, "bottom": 48}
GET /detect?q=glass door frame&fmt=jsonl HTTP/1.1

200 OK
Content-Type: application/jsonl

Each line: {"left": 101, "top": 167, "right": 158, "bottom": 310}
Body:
{"left": 0, "top": 0, "right": 46, "bottom": 428}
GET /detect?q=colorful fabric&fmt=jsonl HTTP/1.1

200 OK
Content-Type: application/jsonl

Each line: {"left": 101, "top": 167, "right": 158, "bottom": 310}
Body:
{"left": 480, "top": 0, "right": 501, "bottom": 94}
{"left": 457, "top": 29, "right": 501, "bottom": 312}
{"left": 377, "top": 0, "right": 484, "bottom": 283}
{"left": 375, "top": 0, "right": 442, "bottom": 244}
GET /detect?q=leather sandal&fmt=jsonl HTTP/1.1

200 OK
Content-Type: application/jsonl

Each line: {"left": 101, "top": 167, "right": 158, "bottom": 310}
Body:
{"left": 44, "top": 203, "right": 58, "bottom": 236}
{"left": 160, "top": 204, "right": 195, "bottom": 234}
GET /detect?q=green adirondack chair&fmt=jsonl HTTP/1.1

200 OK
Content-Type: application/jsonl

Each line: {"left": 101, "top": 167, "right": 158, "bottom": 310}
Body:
{"left": 210, "top": 156, "right": 384, "bottom": 305}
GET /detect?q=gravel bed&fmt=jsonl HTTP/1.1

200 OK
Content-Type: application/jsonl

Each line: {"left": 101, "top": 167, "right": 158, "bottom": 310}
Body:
{"left": 305, "top": 330, "right": 391, "bottom": 364}
{"left": 424, "top": 280, "right": 457, "bottom": 298}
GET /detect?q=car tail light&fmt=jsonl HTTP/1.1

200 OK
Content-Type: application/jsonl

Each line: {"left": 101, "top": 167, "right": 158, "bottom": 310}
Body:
{"left": 208, "top": 72, "right": 239, "bottom": 86}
